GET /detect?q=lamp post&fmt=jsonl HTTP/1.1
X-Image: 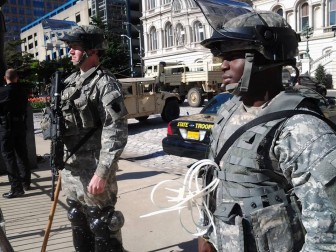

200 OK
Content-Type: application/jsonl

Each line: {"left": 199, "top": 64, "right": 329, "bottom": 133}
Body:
{"left": 303, "top": 26, "right": 313, "bottom": 74}
{"left": 121, "top": 34, "right": 134, "bottom": 77}
{"left": 124, "top": 22, "right": 143, "bottom": 76}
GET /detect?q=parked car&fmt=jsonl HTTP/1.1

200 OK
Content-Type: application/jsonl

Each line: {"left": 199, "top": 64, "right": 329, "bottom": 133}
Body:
{"left": 162, "top": 92, "right": 233, "bottom": 159}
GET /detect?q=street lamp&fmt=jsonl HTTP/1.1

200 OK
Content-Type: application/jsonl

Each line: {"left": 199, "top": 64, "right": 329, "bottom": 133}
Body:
{"left": 123, "top": 22, "right": 143, "bottom": 76}
{"left": 121, "top": 34, "right": 134, "bottom": 77}
{"left": 303, "top": 26, "right": 313, "bottom": 74}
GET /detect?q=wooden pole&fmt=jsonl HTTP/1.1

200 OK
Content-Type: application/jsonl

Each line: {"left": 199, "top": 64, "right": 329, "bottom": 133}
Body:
{"left": 41, "top": 174, "right": 61, "bottom": 252}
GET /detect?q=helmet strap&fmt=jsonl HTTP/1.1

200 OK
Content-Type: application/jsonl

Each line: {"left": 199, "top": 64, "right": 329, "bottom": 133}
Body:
{"left": 75, "top": 51, "right": 89, "bottom": 66}
{"left": 238, "top": 52, "right": 254, "bottom": 93}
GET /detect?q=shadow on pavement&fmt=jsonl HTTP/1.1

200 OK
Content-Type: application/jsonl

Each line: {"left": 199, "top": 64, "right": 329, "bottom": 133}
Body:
{"left": 147, "top": 238, "right": 198, "bottom": 252}
{"left": 117, "top": 170, "right": 162, "bottom": 181}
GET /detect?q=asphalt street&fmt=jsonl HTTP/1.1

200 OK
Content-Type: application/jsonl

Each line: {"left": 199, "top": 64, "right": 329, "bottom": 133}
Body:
{"left": 33, "top": 102, "right": 204, "bottom": 175}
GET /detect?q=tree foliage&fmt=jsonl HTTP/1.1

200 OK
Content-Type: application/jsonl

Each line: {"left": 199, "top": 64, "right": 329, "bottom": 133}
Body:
{"left": 2, "top": 15, "right": 129, "bottom": 94}
{"left": 315, "top": 64, "right": 327, "bottom": 87}
{"left": 90, "top": 15, "right": 129, "bottom": 78}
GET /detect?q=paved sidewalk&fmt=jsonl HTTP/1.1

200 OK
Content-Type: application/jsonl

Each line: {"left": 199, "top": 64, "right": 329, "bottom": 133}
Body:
{"left": 0, "top": 135, "right": 198, "bottom": 252}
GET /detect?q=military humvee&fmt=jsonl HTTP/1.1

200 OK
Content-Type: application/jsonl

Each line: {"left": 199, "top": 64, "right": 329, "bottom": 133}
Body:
{"left": 118, "top": 77, "right": 180, "bottom": 122}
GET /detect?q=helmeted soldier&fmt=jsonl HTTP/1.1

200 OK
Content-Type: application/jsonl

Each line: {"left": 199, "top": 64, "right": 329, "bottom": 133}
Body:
{"left": 193, "top": 0, "right": 336, "bottom": 251}
{"left": 58, "top": 25, "right": 128, "bottom": 252}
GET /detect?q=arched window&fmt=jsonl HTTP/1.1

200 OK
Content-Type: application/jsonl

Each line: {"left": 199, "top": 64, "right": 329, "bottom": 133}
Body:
{"left": 172, "top": 0, "right": 182, "bottom": 13}
{"left": 186, "top": 0, "right": 197, "bottom": 8}
{"left": 276, "top": 8, "right": 283, "bottom": 17}
{"left": 165, "top": 22, "right": 173, "bottom": 48}
{"left": 193, "top": 21, "right": 204, "bottom": 42}
{"left": 149, "top": 27, "right": 157, "bottom": 51}
{"left": 300, "top": 3, "right": 309, "bottom": 30}
{"left": 148, "top": 0, "right": 156, "bottom": 10}
{"left": 330, "top": 0, "right": 336, "bottom": 25}
{"left": 176, "top": 23, "right": 185, "bottom": 46}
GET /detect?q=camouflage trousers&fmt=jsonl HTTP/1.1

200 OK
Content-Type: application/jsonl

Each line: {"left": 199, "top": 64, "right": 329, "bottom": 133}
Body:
{"left": 61, "top": 150, "right": 122, "bottom": 241}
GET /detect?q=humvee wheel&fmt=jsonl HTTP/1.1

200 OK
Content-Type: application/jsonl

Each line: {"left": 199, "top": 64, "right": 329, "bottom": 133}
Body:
{"left": 135, "top": 116, "right": 149, "bottom": 122}
{"left": 187, "top": 87, "right": 204, "bottom": 107}
{"left": 161, "top": 99, "right": 180, "bottom": 122}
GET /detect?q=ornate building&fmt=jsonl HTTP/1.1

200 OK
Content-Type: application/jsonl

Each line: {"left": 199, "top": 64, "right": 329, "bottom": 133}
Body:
{"left": 141, "top": 0, "right": 216, "bottom": 67}
{"left": 253, "top": 0, "right": 336, "bottom": 81}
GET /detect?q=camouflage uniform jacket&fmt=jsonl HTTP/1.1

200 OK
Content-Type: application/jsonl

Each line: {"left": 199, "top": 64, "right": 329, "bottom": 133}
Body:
{"left": 205, "top": 90, "right": 336, "bottom": 252}
{"left": 60, "top": 66, "right": 128, "bottom": 178}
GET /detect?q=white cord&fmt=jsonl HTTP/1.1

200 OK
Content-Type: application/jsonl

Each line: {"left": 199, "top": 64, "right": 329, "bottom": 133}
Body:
{"left": 140, "top": 159, "right": 220, "bottom": 237}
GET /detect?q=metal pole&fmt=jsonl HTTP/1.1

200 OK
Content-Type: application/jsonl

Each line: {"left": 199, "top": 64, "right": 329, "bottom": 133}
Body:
{"left": 124, "top": 22, "right": 143, "bottom": 76}
{"left": 121, "top": 34, "right": 134, "bottom": 77}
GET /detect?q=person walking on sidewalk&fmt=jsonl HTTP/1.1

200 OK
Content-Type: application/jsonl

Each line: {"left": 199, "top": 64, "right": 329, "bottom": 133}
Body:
{"left": 58, "top": 25, "right": 128, "bottom": 252}
{"left": 193, "top": 1, "right": 336, "bottom": 252}
{"left": 0, "top": 68, "right": 30, "bottom": 199}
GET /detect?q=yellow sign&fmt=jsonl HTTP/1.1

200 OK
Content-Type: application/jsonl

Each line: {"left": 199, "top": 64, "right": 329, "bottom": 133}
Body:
{"left": 177, "top": 121, "right": 189, "bottom": 127}
{"left": 195, "top": 123, "right": 213, "bottom": 130}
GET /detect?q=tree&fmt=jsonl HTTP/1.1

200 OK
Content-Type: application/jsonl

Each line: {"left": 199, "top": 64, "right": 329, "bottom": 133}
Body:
{"left": 90, "top": 15, "right": 130, "bottom": 78}
{"left": 315, "top": 64, "right": 327, "bottom": 87}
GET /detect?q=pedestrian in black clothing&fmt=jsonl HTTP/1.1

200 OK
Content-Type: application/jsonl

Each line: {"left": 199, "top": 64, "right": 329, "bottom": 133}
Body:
{"left": 0, "top": 68, "right": 31, "bottom": 199}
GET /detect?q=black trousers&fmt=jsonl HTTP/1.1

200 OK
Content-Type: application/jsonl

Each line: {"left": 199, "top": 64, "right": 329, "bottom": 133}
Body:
{"left": 0, "top": 118, "right": 30, "bottom": 190}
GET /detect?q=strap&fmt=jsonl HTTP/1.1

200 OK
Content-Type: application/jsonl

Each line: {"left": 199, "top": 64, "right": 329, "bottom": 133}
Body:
{"left": 214, "top": 109, "right": 336, "bottom": 164}
{"left": 65, "top": 126, "right": 99, "bottom": 162}
{"left": 64, "top": 66, "right": 105, "bottom": 162}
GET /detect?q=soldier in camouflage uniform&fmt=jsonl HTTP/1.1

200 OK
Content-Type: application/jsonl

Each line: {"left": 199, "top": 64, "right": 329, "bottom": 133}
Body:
{"left": 193, "top": 1, "right": 336, "bottom": 251}
{"left": 58, "top": 25, "right": 128, "bottom": 252}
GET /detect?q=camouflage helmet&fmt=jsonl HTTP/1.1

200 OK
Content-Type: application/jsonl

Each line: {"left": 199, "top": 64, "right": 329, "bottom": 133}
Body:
{"left": 58, "top": 25, "right": 107, "bottom": 50}
{"left": 201, "top": 10, "right": 299, "bottom": 64}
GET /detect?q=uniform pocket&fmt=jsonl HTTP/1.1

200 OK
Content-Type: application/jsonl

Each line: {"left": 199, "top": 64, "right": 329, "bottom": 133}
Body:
{"left": 251, "top": 203, "right": 293, "bottom": 252}
{"left": 74, "top": 96, "right": 97, "bottom": 128}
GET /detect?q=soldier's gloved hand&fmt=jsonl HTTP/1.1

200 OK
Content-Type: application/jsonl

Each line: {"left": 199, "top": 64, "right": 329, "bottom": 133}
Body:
{"left": 88, "top": 174, "right": 106, "bottom": 195}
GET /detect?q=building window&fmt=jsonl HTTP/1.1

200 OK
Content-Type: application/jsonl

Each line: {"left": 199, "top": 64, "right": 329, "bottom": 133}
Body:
{"left": 76, "top": 12, "right": 81, "bottom": 23}
{"left": 276, "top": 8, "right": 283, "bottom": 17}
{"left": 300, "top": 3, "right": 309, "bottom": 30}
{"left": 176, "top": 23, "right": 185, "bottom": 46}
{"left": 162, "top": 0, "right": 171, "bottom": 4}
{"left": 172, "top": 0, "right": 182, "bottom": 13}
{"left": 165, "top": 23, "right": 173, "bottom": 48}
{"left": 186, "top": 0, "right": 197, "bottom": 8}
{"left": 193, "top": 22, "right": 204, "bottom": 42}
{"left": 149, "top": 27, "right": 157, "bottom": 50}
{"left": 330, "top": 0, "right": 336, "bottom": 25}
{"left": 148, "top": 0, "right": 156, "bottom": 10}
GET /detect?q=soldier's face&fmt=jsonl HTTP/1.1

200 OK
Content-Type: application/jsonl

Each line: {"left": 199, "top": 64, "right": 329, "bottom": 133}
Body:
{"left": 220, "top": 51, "right": 245, "bottom": 86}
{"left": 68, "top": 43, "right": 85, "bottom": 66}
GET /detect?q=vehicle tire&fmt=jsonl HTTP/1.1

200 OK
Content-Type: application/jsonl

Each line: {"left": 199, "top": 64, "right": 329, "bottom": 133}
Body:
{"left": 135, "top": 116, "right": 149, "bottom": 122}
{"left": 161, "top": 99, "right": 180, "bottom": 122}
{"left": 187, "top": 87, "right": 204, "bottom": 107}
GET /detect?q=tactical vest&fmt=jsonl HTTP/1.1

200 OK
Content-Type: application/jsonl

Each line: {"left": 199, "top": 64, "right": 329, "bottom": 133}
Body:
{"left": 60, "top": 67, "right": 103, "bottom": 136}
{"left": 206, "top": 89, "right": 325, "bottom": 252}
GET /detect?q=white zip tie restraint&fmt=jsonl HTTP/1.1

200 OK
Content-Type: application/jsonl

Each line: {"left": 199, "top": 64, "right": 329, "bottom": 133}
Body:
{"left": 140, "top": 159, "right": 220, "bottom": 237}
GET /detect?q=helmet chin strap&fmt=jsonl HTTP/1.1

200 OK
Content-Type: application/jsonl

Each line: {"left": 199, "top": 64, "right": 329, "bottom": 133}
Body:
{"left": 231, "top": 52, "right": 254, "bottom": 95}
{"left": 74, "top": 51, "right": 89, "bottom": 66}
{"left": 239, "top": 52, "right": 254, "bottom": 93}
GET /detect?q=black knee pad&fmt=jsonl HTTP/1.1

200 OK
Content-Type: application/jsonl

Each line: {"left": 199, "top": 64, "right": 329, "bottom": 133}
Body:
{"left": 87, "top": 206, "right": 124, "bottom": 233}
{"left": 66, "top": 198, "right": 87, "bottom": 225}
